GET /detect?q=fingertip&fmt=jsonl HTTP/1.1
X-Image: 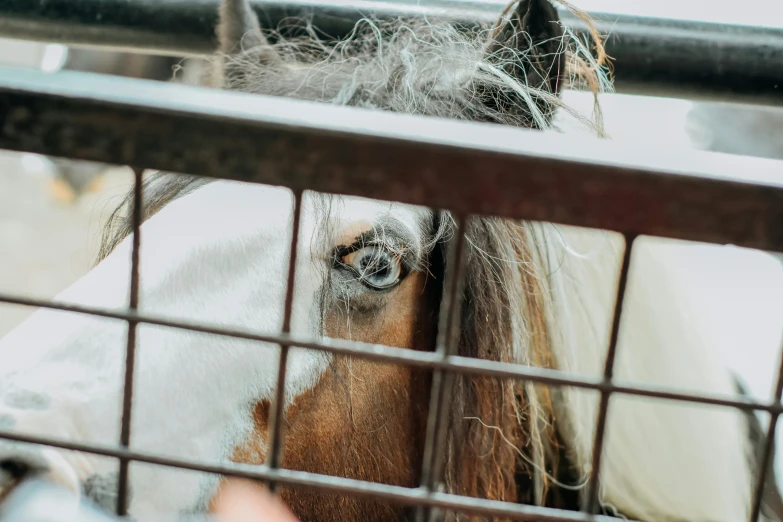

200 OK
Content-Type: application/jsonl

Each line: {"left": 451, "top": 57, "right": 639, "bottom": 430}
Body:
{"left": 212, "top": 479, "right": 298, "bottom": 522}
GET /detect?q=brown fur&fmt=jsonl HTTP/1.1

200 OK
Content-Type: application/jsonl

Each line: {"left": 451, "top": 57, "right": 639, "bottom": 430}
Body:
{"left": 211, "top": 269, "right": 441, "bottom": 521}
{"left": 439, "top": 219, "right": 560, "bottom": 522}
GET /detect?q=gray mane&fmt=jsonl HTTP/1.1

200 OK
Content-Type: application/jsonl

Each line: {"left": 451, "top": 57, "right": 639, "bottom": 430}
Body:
{"left": 214, "top": 15, "right": 610, "bottom": 133}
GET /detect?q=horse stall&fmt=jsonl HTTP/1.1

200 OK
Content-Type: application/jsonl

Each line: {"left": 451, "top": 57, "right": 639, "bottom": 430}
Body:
{"left": 0, "top": 0, "right": 782, "bottom": 521}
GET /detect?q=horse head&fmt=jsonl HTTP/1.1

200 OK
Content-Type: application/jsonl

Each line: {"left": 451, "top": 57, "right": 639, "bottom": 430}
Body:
{"left": 0, "top": 1, "right": 775, "bottom": 522}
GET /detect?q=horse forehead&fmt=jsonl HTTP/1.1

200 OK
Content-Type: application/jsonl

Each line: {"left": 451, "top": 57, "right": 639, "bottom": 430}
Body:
{"left": 148, "top": 181, "right": 295, "bottom": 239}
{"left": 149, "top": 184, "right": 427, "bottom": 244}
{"left": 329, "top": 195, "right": 432, "bottom": 243}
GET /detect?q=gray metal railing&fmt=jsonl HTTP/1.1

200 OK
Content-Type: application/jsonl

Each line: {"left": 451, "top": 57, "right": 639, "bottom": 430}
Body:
{"left": 0, "top": 0, "right": 782, "bottom": 104}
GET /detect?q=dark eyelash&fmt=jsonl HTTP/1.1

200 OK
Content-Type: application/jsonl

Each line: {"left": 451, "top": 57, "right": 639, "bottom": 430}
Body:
{"left": 332, "top": 237, "right": 405, "bottom": 264}
{"left": 332, "top": 244, "right": 416, "bottom": 270}
{"left": 331, "top": 242, "right": 413, "bottom": 291}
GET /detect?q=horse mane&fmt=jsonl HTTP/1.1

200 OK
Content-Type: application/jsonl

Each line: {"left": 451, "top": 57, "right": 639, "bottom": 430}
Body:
{"left": 97, "top": 174, "right": 210, "bottom": 262}
{"left": 212, "top": 2, "right": 611, "bottom": 135}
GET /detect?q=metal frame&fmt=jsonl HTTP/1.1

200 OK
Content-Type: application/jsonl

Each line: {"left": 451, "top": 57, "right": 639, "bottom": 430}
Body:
{"left": 1, "top": 61, "right": 783, "bottom": 522}
{"left": 0, "top": 0, "right": 782, "bottom": 104}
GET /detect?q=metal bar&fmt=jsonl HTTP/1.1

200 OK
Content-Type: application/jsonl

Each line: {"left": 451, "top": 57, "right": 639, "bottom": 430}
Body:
{"left": 0, "top": 428, "right": 630, "bottom": 522}
{"left": 0, "top": 0, "right": 780, "bottom": 104}
{"left": 588, "top": 15, "right": 783, "bottom": 106}
{"left": 582, "top": 235, "right": 635, "bottom": 515}
{"left": 2, "top": 67, "right": 783, "bottom": 252}
{"left": 116, "top": 166, "right": 144, "bottom": 517}
{"left": 425, "top": 226, "right": 470, "bottom": 522}
{"left": 417, "top": 215, "right": 468, "bottom": 522}
{"left": 266, "top": 190, "right": 303, "bottom": 492}
{"left": 749, "top": 337, "right": 783, "bottom": 522}
{"left": 1, "top": 291, "right": 781, "bottom": 417}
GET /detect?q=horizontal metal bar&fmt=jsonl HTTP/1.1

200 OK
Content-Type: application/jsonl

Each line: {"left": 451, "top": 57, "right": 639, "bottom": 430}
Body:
{"left": 0, "top": 0, "right": 781, "bottom": 104}
{"left": 591, "top": 15, "right": 783, "bottom": 105}
{"left": 1, "top": 291, "right": 781, "bottom": 416}
{"left": 2, "top": 66, "right": 783, "bottom": 251}
{"left": 0, "top": 428, "right": 627, "bottom": 522}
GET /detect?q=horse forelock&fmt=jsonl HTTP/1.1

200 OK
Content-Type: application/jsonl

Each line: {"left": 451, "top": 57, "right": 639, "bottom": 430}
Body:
{"left": 211, "top": 1, "right": 612, "bottom": 135}
{"left": 97, "top": 174, "right": 214, "bottom": 263}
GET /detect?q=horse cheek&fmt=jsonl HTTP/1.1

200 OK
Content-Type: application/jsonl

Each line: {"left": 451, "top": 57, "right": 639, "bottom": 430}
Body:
{"left": 280, "top": 272, "right": 436, "bottom": 521}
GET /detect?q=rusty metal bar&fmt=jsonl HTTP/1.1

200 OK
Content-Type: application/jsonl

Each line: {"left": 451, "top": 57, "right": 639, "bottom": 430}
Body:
{"left": 1, "top": 67, "right": 783, "bottom": 252}
{"left": 416, "top": 215, "right": 468, "bottom": 522}
{"left": 0, "top": 0, "right": 780, "bottom": 104}
{"left": 266, "top": 190, "right": 303, "bottom": 492}
{"left": 1, "top": 291, "right": 781, "bottom": 417}
{"left": 425, "top": 226, "right": 471, "bottom": 522}
{"left": 582, "top": 235, "right": 635, "bottom": 515}
{"left": 0, "top": 427, "right": 628, "bottom": 522}
{"left": 749, "top": 339, "right": 783, "bottom": 522}
{"left": 116, "top": 166, "right": 144, "bottom": 516}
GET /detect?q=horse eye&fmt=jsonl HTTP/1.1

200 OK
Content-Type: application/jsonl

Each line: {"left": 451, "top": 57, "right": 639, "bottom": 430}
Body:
{"left": 342, "top": 246, "right": 403, "bottom": 290}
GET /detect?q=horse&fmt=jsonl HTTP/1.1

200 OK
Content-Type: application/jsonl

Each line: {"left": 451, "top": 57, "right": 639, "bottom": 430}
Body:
{"left": 0, "top": 0, "right": 781, "bottom": 520}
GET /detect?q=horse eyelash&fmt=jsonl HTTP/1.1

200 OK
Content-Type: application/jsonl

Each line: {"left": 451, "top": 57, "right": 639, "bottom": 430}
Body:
{"left": 331, "top": 241, "right": 413, "bottom": 291}
{"left": 331, "top": 236, "right": 418, "bottom": 272}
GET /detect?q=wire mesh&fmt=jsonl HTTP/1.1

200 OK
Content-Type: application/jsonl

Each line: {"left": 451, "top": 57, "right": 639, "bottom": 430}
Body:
{"left": 4, "top": 291, "right": 781, "bottom": 414}
{"left": 0, "top": 59, "right": 782, "bottom": 522}
{"left": 750, "top": 347, "right": 783, "bottom": 522}
{"left": 0, "top": 254, "right": 780, "bottom": 521}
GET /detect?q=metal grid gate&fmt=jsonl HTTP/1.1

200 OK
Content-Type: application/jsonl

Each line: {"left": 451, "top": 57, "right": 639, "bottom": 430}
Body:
{"left": 0, "top": 3, "right": 782, "bottom": 521}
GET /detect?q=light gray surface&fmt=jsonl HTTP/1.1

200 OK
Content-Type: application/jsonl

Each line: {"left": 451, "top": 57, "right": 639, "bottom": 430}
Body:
{"left": 0, "top": 151, "right": 132, "bottom": 337}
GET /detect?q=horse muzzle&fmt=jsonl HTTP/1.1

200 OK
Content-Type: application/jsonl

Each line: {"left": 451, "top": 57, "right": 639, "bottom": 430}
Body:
{"left": 0, "top": 446, "right": 223, "bottom": 521}
{"left": 0, "top": 443, "right": 86, "bottom": 521}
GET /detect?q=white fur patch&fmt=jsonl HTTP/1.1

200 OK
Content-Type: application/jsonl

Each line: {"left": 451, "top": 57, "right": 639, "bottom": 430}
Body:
{"left": 541, "top": 227, "right": 755, "bottom": 522}
{"left": 0, "top": 180, "right": 431, "bottom": 515}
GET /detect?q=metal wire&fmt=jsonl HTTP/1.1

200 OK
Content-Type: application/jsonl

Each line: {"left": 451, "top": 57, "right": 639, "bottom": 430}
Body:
{"left": 416, "top": 215, "right": 469, "bottom": 522}
{"left": 116, "top": 166, "right": 144, "bottom": 517}
{"left": 0, "top": 215, "right": 779, "bottom": 519}
{"left": 749, "top": 340, "right": 783, "bottom": 522}
{"left": 266, "top": 190, "right": 303, "bottom": 493}
{"left": 0, "top": 427, "right": 625, "bottom": 522}
{"left": 582, "top": 235, "right": 636, "bottom": 515}
{"left": 0, "top": 0, "right": 781, "bottom": 104}
{"left": 1, "top": 291, "right": 781, "bottom": 415}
